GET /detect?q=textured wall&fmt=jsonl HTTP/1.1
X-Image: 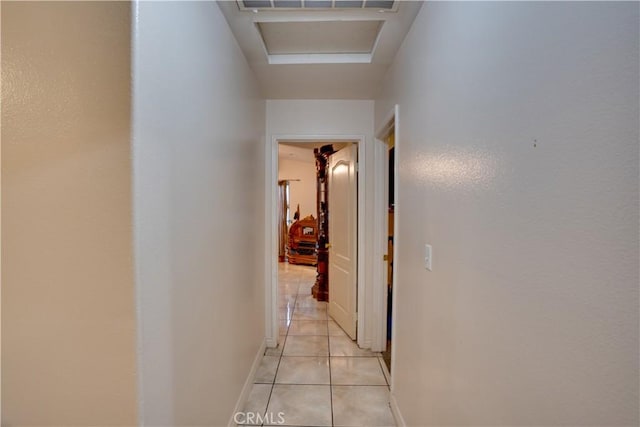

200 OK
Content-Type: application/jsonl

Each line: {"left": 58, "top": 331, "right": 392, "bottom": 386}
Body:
{"left": 376, "top": 2, "right": 639, "bottom": 425}
{"left": 1, "top": 2, "right": 137, "bottom": 425}
{"left": 132, "top": 1, "right": 266, "bottom": 425}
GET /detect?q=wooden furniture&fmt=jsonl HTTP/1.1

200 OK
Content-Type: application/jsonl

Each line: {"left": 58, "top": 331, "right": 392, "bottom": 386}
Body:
{"left": 288, "top": 215, "right": 318, "bottom": 266}
{"left": 312, "top": 144, "right": 335, "bottom": 302}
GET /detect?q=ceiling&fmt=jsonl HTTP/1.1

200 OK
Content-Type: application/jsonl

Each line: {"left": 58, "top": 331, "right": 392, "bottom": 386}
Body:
{"left": 258, "top": 20, "right": 383, "bottom": 55}
{"left": 279, "top": 144, "right": 316, "bottom": 162}
{"left": 237, "top": 0, "right": 398, "bottom": 11}
{"left": 217, "top": 1, "right": 423, "bottom": 99}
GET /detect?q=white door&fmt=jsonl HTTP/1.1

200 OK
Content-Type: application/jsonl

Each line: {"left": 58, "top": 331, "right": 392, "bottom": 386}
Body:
{"left": 328, "top": 144, "right": 358, "bottom": 339}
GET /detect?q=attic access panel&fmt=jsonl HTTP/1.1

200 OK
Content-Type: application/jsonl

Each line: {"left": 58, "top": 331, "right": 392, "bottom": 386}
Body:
{"left": 239, "top": 0, "right": 396, "bottom": 11}
{"left": 257, "top": 20, "right": 383, "bottom": 55}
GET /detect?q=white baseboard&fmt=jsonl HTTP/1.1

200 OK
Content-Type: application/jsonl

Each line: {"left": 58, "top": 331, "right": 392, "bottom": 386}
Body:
{"left": 265, "top": 335, "right": 278, "bottom": 348}
{"left": 389, "top": 392, "right": 406, "bottom": 427}
{"left": 378, "top": 355, "right": 391, "bottom": 386}
{"left": 227, "top": 339, "right": 266, "bottom": 427}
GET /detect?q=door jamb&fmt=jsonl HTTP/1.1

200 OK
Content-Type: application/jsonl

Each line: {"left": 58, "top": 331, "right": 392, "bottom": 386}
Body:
{"left": 373, "top": 105, "right": 399, "bottom": 390}
{"left": 265, "top": 134, "right": 366, "bottom": 349}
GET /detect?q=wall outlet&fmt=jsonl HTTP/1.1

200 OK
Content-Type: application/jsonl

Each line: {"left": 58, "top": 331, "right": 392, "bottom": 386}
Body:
{"left": 425, "top": 244, "right": 432, "bottom": 271}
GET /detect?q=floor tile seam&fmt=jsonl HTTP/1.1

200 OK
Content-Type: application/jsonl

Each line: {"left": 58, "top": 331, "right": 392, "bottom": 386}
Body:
{"left": 328, "top": 327, "right": 334, "bottom": 427}
{"left": 271, "top": 383, "right": 333, "bottom": 387}
{"left": 285, "top": 335, "right": 331, "bottom": 340}
{"left": 326, "top": 354, "right": 379, "bottom": 357}
{"left": 272, "top": 382, "right": 332, "bottom": 386}
{"left": 282, "top": 353, "right": 330, "bottom": 357}
{"left": 331, "top": 384, "right": 391, "bottom": 387}
{"left": 329, "top": 355, "right": 382, "bottom": 359}
{"left": 287, "top": 334, "right": 330, "bottom": 337}
{"left": 263, "top": 324, "right": 289, "bottom": 420}
{"left": 279, "top": 355, "right": 330, "bottom": 358}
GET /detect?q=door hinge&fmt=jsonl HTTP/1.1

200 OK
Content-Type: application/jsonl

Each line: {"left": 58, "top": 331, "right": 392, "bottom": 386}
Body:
{"left": 383, "top": 254, "right": 389, "bottom": 261}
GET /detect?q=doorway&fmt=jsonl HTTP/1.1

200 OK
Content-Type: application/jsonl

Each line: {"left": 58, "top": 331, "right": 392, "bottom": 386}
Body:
{"left": 267, "top": 136, "right": 366, "bottom": 349}
{"left": 373, "top": 105, "right": 399, "bottom": 382}
{"left": 381, "top": 130, "right": 394, "bottom": 372}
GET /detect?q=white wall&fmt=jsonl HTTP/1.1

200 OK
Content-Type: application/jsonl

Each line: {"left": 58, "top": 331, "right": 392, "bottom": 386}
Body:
{"left": 133, "top": 2, "right": 265, "bottom": 425}
{"left": 376, "top": 2, "right": 639, "bottom": 425}
{"left": 279, "top": 157, "right": 317, "bottom": 220}
{"left": 266, "top": 100, "right": 376, "bottom": 347}
{"left": 1, "top": 2, "right": 137, "bottom": 425}
{"left": 268, "top": 101, "right": 374, "bottom": 138}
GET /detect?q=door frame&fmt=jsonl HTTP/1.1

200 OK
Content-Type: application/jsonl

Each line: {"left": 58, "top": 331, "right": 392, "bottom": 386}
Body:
{"left": 373, "top": 105, "right": 399, "bottom": 387}
{"left": 265, "top": 134, "right": 366, "bottom": 348}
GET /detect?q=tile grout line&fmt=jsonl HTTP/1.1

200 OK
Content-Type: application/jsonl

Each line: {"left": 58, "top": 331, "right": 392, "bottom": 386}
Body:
{"left": 261, "top": 268, "right": 299, "bottom": 427}
{"left": 273, "top": 266, "right": 340, "bottom": 427}
{"left": 327, "top": 315, "right": 334, "bottom": 427}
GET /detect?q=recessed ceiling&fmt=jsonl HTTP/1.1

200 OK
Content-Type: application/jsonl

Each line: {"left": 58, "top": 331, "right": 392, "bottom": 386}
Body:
{"left": 239, "top": 0, "right": 397, "bottom": 11}
{"left": 218, "top": 1, "right": 423, "bottom": 99}
{"left": 257, "top": 20, "right": 383, "bottom": 55}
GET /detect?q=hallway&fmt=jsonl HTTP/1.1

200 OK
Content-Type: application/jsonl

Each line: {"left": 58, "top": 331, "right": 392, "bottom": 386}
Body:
{"left": 240, "top": 264, "right": 394, "bottom": 426}
{"left": 2, "top": 1, "right": 638, "bottom": 426}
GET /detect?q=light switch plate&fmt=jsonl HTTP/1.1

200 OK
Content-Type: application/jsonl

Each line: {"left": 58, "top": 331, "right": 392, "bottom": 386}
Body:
{"left": 425, "top": 244, "right": 432, "bottom": 271}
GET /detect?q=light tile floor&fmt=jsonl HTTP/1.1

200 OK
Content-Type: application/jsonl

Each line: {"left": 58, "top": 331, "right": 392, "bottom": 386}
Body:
{"left": 241, "top": 263, "right": 395, "bottom": 427}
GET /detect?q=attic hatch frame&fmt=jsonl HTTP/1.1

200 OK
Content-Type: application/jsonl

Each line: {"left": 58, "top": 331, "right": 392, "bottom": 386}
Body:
{"left": 238, "top": 0, "right": 399, "bottom": 12}
{"left": 253, "top": 19, "right": 385, "bottom": 64}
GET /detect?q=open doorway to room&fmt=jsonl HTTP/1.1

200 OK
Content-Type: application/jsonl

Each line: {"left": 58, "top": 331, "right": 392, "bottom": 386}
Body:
{"left": 274, "top": 140, "right": 359, "bottom": 344}
{"left": 381, "top": 129, "right": 395, "bottom": 372}
{"left": 267, "top": 132, "right": 398, "bottom": 354}
{"left": 277, "top": 143, "right": 318, "bottom": 266}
